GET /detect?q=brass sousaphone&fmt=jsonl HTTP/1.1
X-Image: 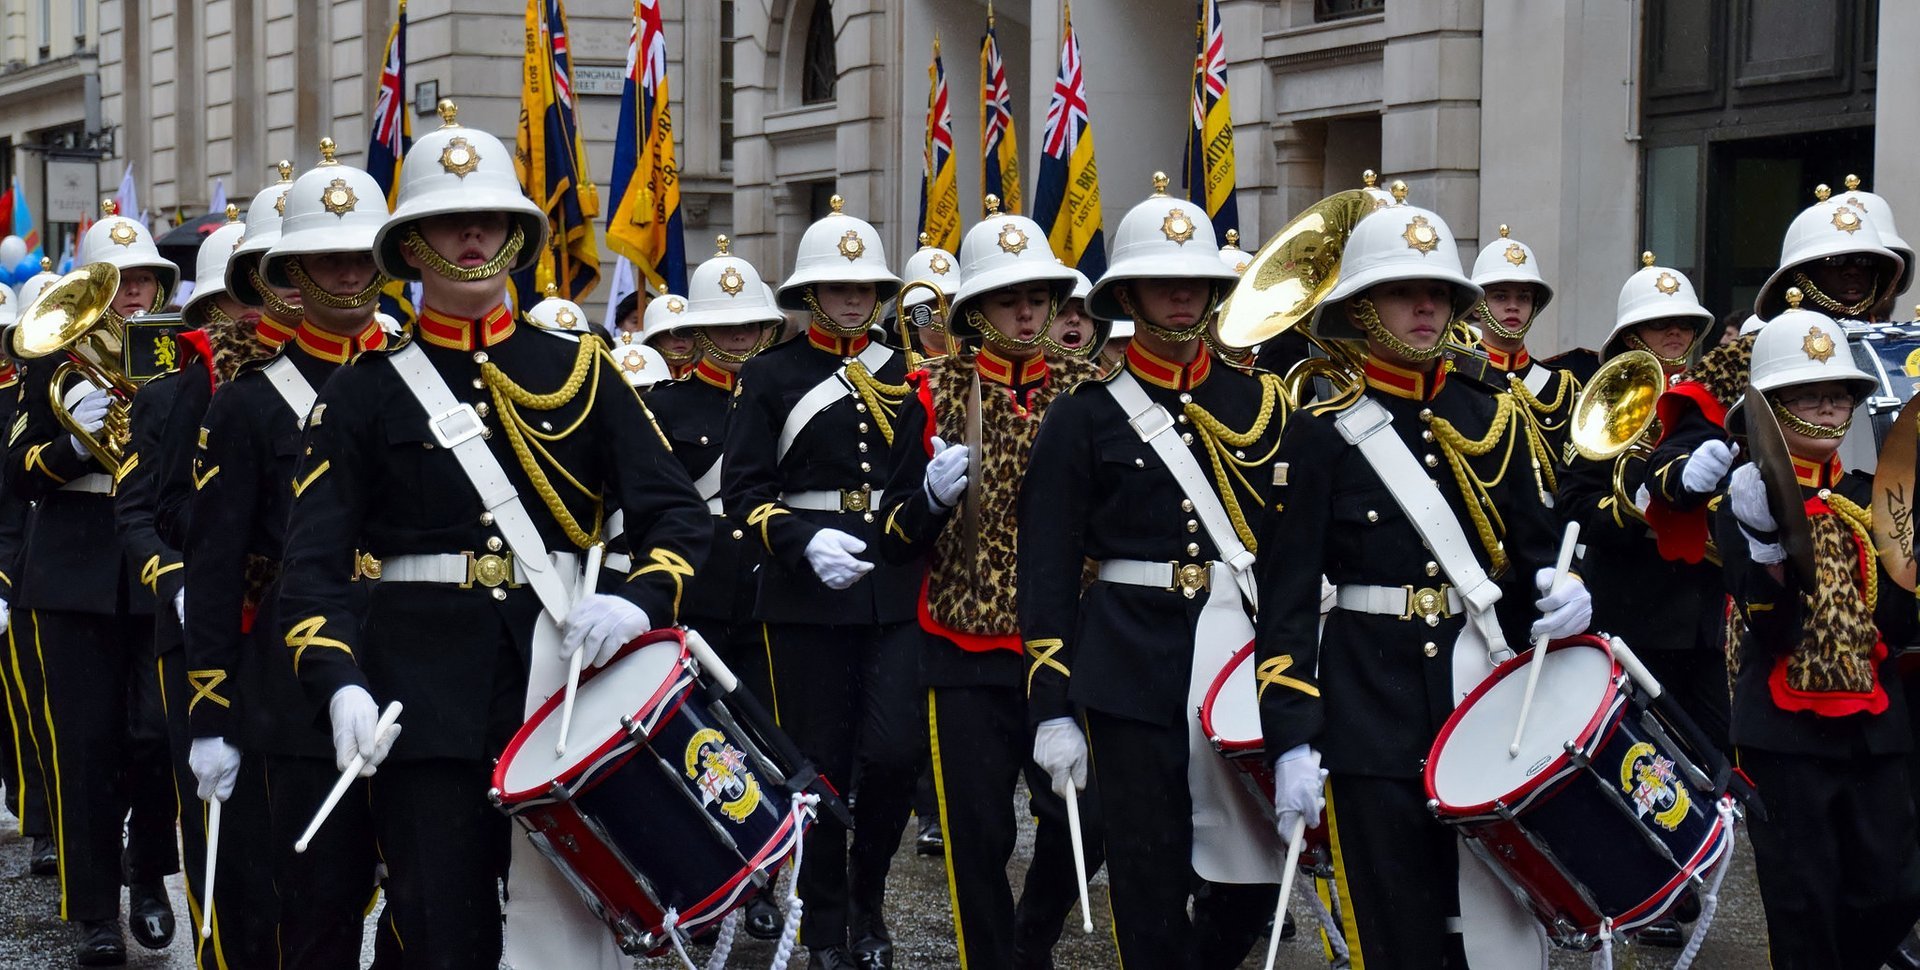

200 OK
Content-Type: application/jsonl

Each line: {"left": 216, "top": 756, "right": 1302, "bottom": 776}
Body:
{"left": 11, "top": 262, "right": 139, "bottom": 473}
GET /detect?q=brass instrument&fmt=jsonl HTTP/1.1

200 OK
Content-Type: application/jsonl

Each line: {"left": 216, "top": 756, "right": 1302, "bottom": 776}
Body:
{"left": 1214, "top": 189, "right": 1377, "bottom": 406}
{"left": 1567, "top": 349, "right": 1720, "bottom": 561}
{"left": 11, "top": 263, "right": 138, "bottom": 473}
{"left": 893, "top": 279, "right": 949, "bottom": 367}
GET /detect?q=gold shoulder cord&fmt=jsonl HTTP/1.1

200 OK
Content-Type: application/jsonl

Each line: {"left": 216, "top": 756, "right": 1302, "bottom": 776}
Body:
{"left": 1825, "top": 490, "right": 1878, "bottom": 611}
{"left": 1183, "top": 372, "right": 1291, "bottom": 553}
{"left": 479, "top": 337, "right": 607, "bottom": 549}
{"left": 1508, "top": 372, "right": 1575, "bottom": 499}
{"left": 1424, "top": 393, "right": 1521, "bottom": 574}
{"left": 846, "top": 361, "right": 911, "bottom": 447}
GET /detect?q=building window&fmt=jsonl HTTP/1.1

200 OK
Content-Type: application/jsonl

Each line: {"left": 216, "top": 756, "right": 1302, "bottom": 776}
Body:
{"left": 39, "top": 0, "right": 51, "bottom": 58}
{"left": 1316, "top": 0, "right": 1384, "bottom": 22}
{"left": 800, "top": 0, "right": 835, "bottom": 105}
{"left": 808, "top": 181, "right": 837, "bottom": 220}
{"left": 719, "top": 0, "right": 734, "bottom": 164}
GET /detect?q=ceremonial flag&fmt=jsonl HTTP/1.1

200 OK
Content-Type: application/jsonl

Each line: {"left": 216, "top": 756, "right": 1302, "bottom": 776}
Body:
{"left": 115, "top": 164, "right": 141, "bottom": 227}
{"left": 515, "top": 0, "right": 601, "bottom": 302}
{"left": 602, "top": 254, "right": 638, "bottom": 334}
{"left": 979, "top": 3, "right": 1020, "bottom": 215}
{"left": 916, "top": 36, "right": 960, "bottom": 253}
{"left": 1030, "top": 6, "right": 1105, "bottom": 280}
{"left": 368, "top": 0, "right": 412, "bottom": 207}
{"left": 208, "top": 178, "right": 227, "bottom": 216}
{"left": 606, "top": 0, "right": 687, "bottom": 295}
{"left": 1185, "top": 0, "right": 1239, "bottom": 238}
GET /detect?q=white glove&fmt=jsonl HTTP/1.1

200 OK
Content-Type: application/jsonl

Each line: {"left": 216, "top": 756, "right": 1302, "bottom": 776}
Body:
{"left": 1728, "top": 464, "right": 1786, "bottom": 565}
{"left": 189, "top": 737, "right": 243, "bottom": 802}
{"left": 1634, "top": 484, "right": 1652, "bottom": 515}
{"left": 924, "top": 435, "right": 969, "bottom": 510}
{"left": 173, "top": 588, "right": 185, "bottom": 626}
{"left": 560, "top": 593, "right": 652, "bottom": 669}
{"left": 327, "top": 685, "right": 399, "bottom": 776}
{"left": 1272, "top": 744, "right": 1327, "bottom": 841}
{"left": 1031, "top": 716, "right": 1089, "bottom": 798}
{"left": 1530, "top": 568, "right": 1592, "bottom": 641}
{"left": 1680, "top": 439, "right": 1738, "bottom": 494}
{"left": 803, "top": 529, "right": 874, "bottom": 590}
{"left": 0, "top": 597, "right": 10, "bottom": 636}
{"left": 68, "top": 389, "right": 111, "bottom": 458}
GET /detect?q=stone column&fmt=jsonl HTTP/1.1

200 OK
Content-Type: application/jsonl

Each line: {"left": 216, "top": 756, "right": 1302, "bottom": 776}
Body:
{"left": 1875, "top": 0, "right": 1920, "bottom": 314}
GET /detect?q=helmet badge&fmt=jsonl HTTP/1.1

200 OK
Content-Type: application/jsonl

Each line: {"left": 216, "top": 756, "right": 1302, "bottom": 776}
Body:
{"left": 1402, "top": 215, "right": 1439, "bottom": 253}
{"left": 837, "top": 230, "right": 866, "bottom": 261}
{"left": 1832, "top": 205, "right": 1863, "bottom": 234}
{"left": 928, "top": 253, "right": 952, "bottom": 275}
{"left": 1161, "top": 208, "right": 1196, "bottom": 245}
{"left": 1504, "top": 243, "right": 1527, "bottom": 266}
{"left": 274, "top": 193, "right": 289, "bottom": 216}
{"left": 440, "top": 136, "right": 481, "bottom": 178}
{"left": 108, "top": 223, "right": 138, "bottom": 247}
{"left": 322, "top": 178, "right": 359, "bottom": 216}
{"left": 1803, "top": 326, "right": 1836, "bottom": 363}
{"left": 997, "top": 222, "right": 1029, "bottom": 255}
{"left": 719, "top": 266, "right": 746, "bottom": 295}
{"left": 555, "top": 307, "right": 577, "bottom": 328}
{"left": 1654, "top": 271, "right": 1680, "bottom": 295}
{"left": 665, "top": 297, "right": 686, "bottom": 313}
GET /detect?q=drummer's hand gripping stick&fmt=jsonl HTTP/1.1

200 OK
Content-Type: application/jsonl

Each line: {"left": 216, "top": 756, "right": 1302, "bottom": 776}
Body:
{"left": 556, "top": 542, "right": 606, "bottom": 757}
{"left": 296, "top": 701, "right": 403, "bottom": 853}
{"left": 1510, "top": 523, "right": 1581, "bottom": 757}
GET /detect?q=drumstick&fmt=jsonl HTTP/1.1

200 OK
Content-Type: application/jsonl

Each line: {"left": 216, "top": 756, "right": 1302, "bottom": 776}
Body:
{"left": 199, "top": 798, "right": 220, "bottom": 939}
{"left": 1509, "top": 523, "right": 1581, "bottom": 757}
{"left": 1262, "top": 816, "right": 1309, "bottom": 970}
{"left": 556, "top": 543, "right": 606, "bottom": 757}
{"left": 1064, "top": 786, "right": 1094, "bottom": 935}
{"left": 296, "top": 701, "right": 403, "bottom": 853}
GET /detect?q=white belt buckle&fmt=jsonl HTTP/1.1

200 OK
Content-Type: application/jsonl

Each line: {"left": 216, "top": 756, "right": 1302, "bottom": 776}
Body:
{"left": 1128, "top": 405, "right": 1176, "bottom": 442}
{"left": 429, "top": 404, "right": 486, "bottom": 449}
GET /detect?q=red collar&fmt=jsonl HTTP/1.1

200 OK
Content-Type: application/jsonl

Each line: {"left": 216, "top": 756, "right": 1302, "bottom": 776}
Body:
{"left": 976, "top": 347, "right": 1048, "bottom": 389}
{"left": 418, "top": 304, "right": 515, "bottom": 351}
{"left": 1126, "top": 341, "right": 1211, "bottom": 390}
{"left": 807, "top": 325, "right": 870, "bottom": 358}
{"left": 1483, "top": 345, "right": 1530, "bottom": 372}
{"left": 255, "top": 312, "right": 297, "bottom": 350}
{"left": 1364, "top": 356, "right": 1444, "bottom": 401}
{"left": 692, "top": 358, "right": 737, "bottom": 391}
{"left": 293, "top": 320, "right": 387, "bottom": 364}
{"left": 1792, "top": 454, "right": 1844, "bottom": 489}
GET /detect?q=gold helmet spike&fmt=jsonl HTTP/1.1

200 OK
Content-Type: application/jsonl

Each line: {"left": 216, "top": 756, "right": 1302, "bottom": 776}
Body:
{"left": 1814, "top": 184, "right": 1831, "bottom": 203}
{"left": 318, "top": 137, "right": 338, "bottom": 164}
{"left": 1362, "top": 169, "right": 1378, "bottom": 188}
{"left": 984, "top": 193, "right": 1002, "bottom": 216}
{"left": 276, "top": 160, "right": 294, "bottom": 182}
{"left": 1151, "top": 171, "right": 1171, "bottom": 196}
{"left": 828, "top": 194, "right": 845, "bottom": 214}
{"left": 1498, "top": 224, "right": 1511, "bottom": 238}
{"left": 544, "top": 282, "right": 558, "bottom": 298}
{"left": 1785, "top": 286, "right": 1804, "bottom": 310}
{"left": 1846, "top": 174, "right": 1863, "bottom": 191}
{"left": 437, "top": 99, "right": 459, "bottom": 127}
{"left": 39, "top": 256, "right": 50, "bottom": 272}
{"left": 102, "top": 199, "right": 118, "bottom": 216}
{"left": 1389, "top": 180, "right": 1408, "bottom": 204}
{"left": 918, "top": 231, "right": 931, "bottom": 247}
{"left": 1642, "top": 250, "right": 1656, "bottom": 267}
{"left": 1224, "top": 228, "right": 1239, "bottom": 248}
{"left": 716, "top": 234, "right": 731, "bottom": 255}
{"left": 224, "top": 203, "right": 240, "bottom": 222}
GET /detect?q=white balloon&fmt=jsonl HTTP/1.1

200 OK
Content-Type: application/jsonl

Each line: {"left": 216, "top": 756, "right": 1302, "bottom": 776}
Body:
{"left": 0, "top": 236, "right": 26, "bottom": 272}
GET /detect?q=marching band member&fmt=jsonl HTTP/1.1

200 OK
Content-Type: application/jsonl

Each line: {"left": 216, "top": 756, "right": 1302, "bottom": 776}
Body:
{"left": 1757, "top": 184, "right": 1906, "bottom": 324}
{"left": 0, "top": 281, "right": 46, "bottom": 877}
{"left": 1021, "top": 173, "right": 1281, "bottom": 968}
{"left": 187, "top": 145, "right": 397, "bottom": 967}
{"left": 900, "top": 233, "right": 958, "bottom": 360}
{"left": 1255, "top": 201, "right": 1584, "bottom": 968}
{"left": 227, "top": 161, "right": 305, "bottom": 351}
{"left": 275, "top": 102, "right": 709, "bottom": 967}
{"left": 1717, "top": 294, "right": 1920, "bottom": 968}
{"left": 1832, "top": 174, "right": 1916, "bottom": 322}
{"left": 526, "top": 283, "right": 594, "bottom": 334}
{"left": 7, "top": 202, "right": 182, "bottom": 965}
{"left": 1463, "top": 225, "right": 1576, "bottom": 480}
{"left": 1041, "top": 265, "right": 1097, "bottom": 360}
{"left": 723, "top": 194, "right": 919, "bottom": 970}
{"left": 879, "top": 198, "right": 1102, "bottom": 969}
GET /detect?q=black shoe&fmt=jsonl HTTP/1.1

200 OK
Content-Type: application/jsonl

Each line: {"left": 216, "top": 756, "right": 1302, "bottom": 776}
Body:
{"left": 744, "top": 895, "right": 783, "bottom": 941}
{"left": 808, "top": 946, "right": 858, "bottom": 970}
{"left": 127, "top": 881, "right": 174, "bottom": 950}
{"left": 1635, "top": 918, "right": 1685, "bottom": 948}
{"left": 75, "top": 920, "right": 125, "bottom": 966}
{"left": 915, "top": 817, "right": 944, "bottom": 857}
{"left": 29, "top": 835, "right": 57, "bottom": 875}
{"left": 1280, "top": 908, "right": 1297, "bottom": 940}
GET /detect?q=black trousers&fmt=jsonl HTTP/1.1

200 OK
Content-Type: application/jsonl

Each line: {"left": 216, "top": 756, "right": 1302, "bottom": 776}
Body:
{"left": 928, "top": 683, "right": 1106, "bottom": 970}
{"left": 4, "top": 612, "right": 52, "bottom": 837}
{"left": 29, "top": 608, "right": 177, "bottom": 921}
{"left": 1741, "top": 747, "right": 1920, "bottom": 970}
{"left": 365, "top": 758, "right": 508, "bottom": 969}
{"left": 1082, "top": 709, "right": 1276, "bottom": 970}
{"left": 761, "top": 620, "right": 922, "bottom": 950}
{"left": 1322, "top": 773, "right": 1467, "bottom": 969}
{"left": 267, "top": 755, "right": 383, "bottom": 969}
{"left": 157, "top": 642, "right": 278, "bottom": 969}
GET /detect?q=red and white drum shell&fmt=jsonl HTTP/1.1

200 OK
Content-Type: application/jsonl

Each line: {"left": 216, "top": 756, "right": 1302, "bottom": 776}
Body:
{"left": 1425, "top": 635, "right": 1733, "bottom": 947}
{"left": 490, "top": 629, "right": 808, "bottom": 956}
{"left": 1200, "top": 640, "right": 1274, "bottom": 798}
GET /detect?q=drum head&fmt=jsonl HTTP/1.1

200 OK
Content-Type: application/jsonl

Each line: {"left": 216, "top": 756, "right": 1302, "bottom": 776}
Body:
{"left": 498, "top": 639, "right": 684, "bottom": 798}
{"left": 1429, "top": 640, "right": 1615, "bottom": 811}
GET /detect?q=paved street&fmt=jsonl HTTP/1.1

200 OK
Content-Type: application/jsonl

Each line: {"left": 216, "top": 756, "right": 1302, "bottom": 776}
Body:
{"left": 0, "top": 782, "right": 1781, "bottom": 969}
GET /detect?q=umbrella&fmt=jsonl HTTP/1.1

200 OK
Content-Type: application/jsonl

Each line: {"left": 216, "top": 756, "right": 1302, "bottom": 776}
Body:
{"left": 155, "top": 211, "right": 234, "bottom": 275}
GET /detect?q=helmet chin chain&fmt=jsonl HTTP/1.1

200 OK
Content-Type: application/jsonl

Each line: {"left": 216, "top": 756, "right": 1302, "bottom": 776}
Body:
{"left": 400, "top": 223, "right": 526, "bottom": 283}
{"left": 963, "top": 299, "right": 1054, "bottom": 356}
{"left": 1771, "top": 398, "right": 1850, "bottom": 440}
{"left": 1624, "top": 332, "right": 1690, "bottom": 370}
{"left": 1475, "top": 300, "right": 1530, "bottom": 341}
{"left": 1117, "top": 285, "right": 1215, "bottom": 343}
{"left": 800, "top": 285, "right": 885, "bottom": 338}
{"left": 249, "top": 264, "right": 303, "bottom": 321}
{"left": 1352, "top": 297, "right": 1443, "bottom": 363}
{"left": 284, "top": 258, "right": 387, "bottom": 310}
{"left": 1791, "top": 271, "right": 1880, "bottom": 319}
{"left": 693, "top": 324, "right": 776, "bottom": 365}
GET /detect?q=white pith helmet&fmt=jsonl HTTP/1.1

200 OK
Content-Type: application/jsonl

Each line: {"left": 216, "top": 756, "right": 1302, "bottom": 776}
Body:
{"left": 1603, "top": 251, "right": 1714, "bottom": 358}
{"left": 182, "top": 206, "right": 249, "bottom": 322}
{"left": 900, "top": 232, "right": 959, "bottom": 309}
{"left": 776, "top": 195, "right": 901, "bottom": 310}
{"left": 373, "top": 99, "right": 547, "bottom": 282}
{"left": 1311, "top": 202, "right": 1480, "bottom": 341}
{"left": 1086, "top": 172, "right": 1239, "bottom": 321}
{"left": 682, "top": 236, "right": 785, "bottom": 329}
{"left": 1755, "top": 183, "right": 1905, "bottom": 319}
{"left": 1747, "top": 289, "right": 1875, "bottom": 401}
{"left": 78, "top": 199, "right": 178, "bottom": 300}
{"left": 264, "top": 139, "right": 392, "bottom": 289}
{"left": 227, "top": 161, "right": 298, "bottom": 305}
{"left": 526, "top": 284, "right": 592, "bottom": 333}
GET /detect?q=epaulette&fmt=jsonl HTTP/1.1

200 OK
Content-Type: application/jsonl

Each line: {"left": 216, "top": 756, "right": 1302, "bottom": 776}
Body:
{"left": 349, "top": 330, "right": 412, "bottom": 364}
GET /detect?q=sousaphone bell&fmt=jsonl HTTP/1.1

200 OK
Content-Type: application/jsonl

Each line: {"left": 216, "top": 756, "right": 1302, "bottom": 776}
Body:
{"left": 11, "top": 262, "right": 140, "bottom": 473}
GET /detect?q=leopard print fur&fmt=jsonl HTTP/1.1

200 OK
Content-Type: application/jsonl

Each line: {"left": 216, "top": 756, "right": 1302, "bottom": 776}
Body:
{"left": 1785, "top": 511, "right": 1879, "bottom": 694}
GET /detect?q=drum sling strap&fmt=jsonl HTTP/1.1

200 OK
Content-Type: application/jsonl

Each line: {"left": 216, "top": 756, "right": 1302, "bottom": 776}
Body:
{"left": 775, "top": 340, "right": 895, "bottom": 464}
{"left": 262, "top": 357, "right": 319, "bottom": 429}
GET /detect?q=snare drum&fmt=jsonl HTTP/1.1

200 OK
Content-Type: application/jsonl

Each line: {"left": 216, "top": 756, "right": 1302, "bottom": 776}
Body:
{"left": 1199, "top": 641, "right": 1273, "bottom": 798}
{"left": 491, "top": 629, "right": 810, "bottom": 956}
{"left": 1425, "top": 635, "right": 1732, "bottom": 946}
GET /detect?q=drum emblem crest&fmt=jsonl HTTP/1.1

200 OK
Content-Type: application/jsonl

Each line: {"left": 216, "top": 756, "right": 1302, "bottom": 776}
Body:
{"left": 685, "top": 727, "right": 761, "bottom": 823}
{"left": 1618, "top": 741, "right": 1690, "bottom": 831}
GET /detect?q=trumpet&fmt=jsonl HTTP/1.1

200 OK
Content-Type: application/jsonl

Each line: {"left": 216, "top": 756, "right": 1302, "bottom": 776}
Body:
{"left": 892, "top": 279, "right": 950, "bottom": 367}
{"left": 11, "top": 263, "right": 139, "bottom": 474}
{"left": 1567, "top": 349, "right": 1719, "bottom": 562}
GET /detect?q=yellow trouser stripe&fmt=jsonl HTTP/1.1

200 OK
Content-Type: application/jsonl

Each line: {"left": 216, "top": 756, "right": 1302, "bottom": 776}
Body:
{"left": 30, "top": 611, "right": 70, "bottom": 919}
{"left": 1, "top": 624, "right": 29, "bottom": 831}
{"left": 760, "top": 624, "right": 781, "bottom": 725}
{"left": 927, "top": 689, "right": 972, "bottom": 968}
{"left": 1325, "top": 783, "right": 1365, "bottom": 970}
{"left": 161, "top": 655, "right": 232, "bottom": 970}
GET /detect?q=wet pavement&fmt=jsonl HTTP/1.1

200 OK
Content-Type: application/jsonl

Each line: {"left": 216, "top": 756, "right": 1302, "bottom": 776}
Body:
{"left": 0, "top": 784, "right": 1780, "bottom": 969}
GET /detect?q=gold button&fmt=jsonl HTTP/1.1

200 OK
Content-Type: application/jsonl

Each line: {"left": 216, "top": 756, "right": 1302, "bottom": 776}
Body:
{"left": 1425, "top": 561, "right": 1439, "bottom": 577}
{"left": 858, "top": 422, "right": 870, "bottom": 433}
{"left": 480, "top": 428, "right": 493, "bottom": 439}
{"left": 1235, "top": 450, "right": 1245, "bottom": 460}
{"left": 1176, "top": 414, "right": 1189, "bottom": 425}
{"left": 475, "top": 402, "right": 491, "bottom": 417}
{"left": 480, "top": 512, "right": 495, "bottom": 525}
{"left": 1366, "top": 510, "right": 1378, "bottom": 522}
{"left": 1135, "top": 458, "right": 1146, "bottom": 468}
{"left": 1424, "top": 454, "right": 1439, "bottom": 468}
{"left": 863, "top": 512, "right": 875, "bottom": 523}
{"left": 540, "top": 420, "right": 553, "bottom": 432}
{"left": 1181, "top": 500, "right": 1194, "bottom": 512}
{"left": 486, "top": 537, "right": 503, "bottom": 552}
{"left": 491, "top": 587, "right": 507, "bottom": 601}
{"left": 732, "top": 529, "right": 745, "bottom": 540}
{"left": 473, "top": 352, "right": 489, "bottom": 364}
{"left": 1187, "top": 520, "right": 1200, "bottom": 533}
{"left": 422, "top": 442, "right": 434, "bottom": 450}
{"left": 856, "top": 403, "right": 868, "bottom": 413}
{"left": 1420, "top": 408, "right": 1433, "bottom": 420}
{"left": 1187, "top": 542, "right": 1201, "bottom": 557}
{"left": 1423, "top": 642, "right": 1438, "bottom": 658}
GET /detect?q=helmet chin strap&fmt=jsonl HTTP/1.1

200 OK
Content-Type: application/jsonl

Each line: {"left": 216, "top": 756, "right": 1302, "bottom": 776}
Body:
{"left": 963, "top": 301, "right": 1052, "bottom": 356}
{"left": 1791, "top": 271, "right": 1880, "bottom": 319}
{"left": 1474, "top": 300, "right": 1531, "bottom": 341}
{"left": 249, "top": 264, "right": 303, "bottom": 321}
{"left": 1770, "top": 397, "right": 1850, "bottom": 440}
{"left": 284, "top": 258, "right": 387, "bottom": 310}
{"left": 693, "top": 324, "right": 776, "bottom": 365}
{"left": 401, "top": 223, "right": 526, "bottom": 283}
{"left": 1116, "top": 285, "right": 1213, "bottom": 342}
{"left": 800, "top": 284, "right": 884, "bottom": 337}
{"left": 1623, "top": 331, "right": 1690, "bottom": 370}
{"left": 1352, "top": 297, "right": 1443, "bottom": 363}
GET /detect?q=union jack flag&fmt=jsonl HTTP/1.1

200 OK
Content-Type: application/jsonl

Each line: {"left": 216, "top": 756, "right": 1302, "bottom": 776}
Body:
{"left": 1186, "top": 0, "right": 1239, "bottom": 236}
{"left": 917, "top": 37, "right": 960, "bottom": 252}
{"left": 367, "top": 0, "right": 410, "bottom": 207}
{"left": 980, "top": 4, "right": 1020, "bottom": 215}
{"left": 1031, "top": 6, "right": 1104, "bottom": 278}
